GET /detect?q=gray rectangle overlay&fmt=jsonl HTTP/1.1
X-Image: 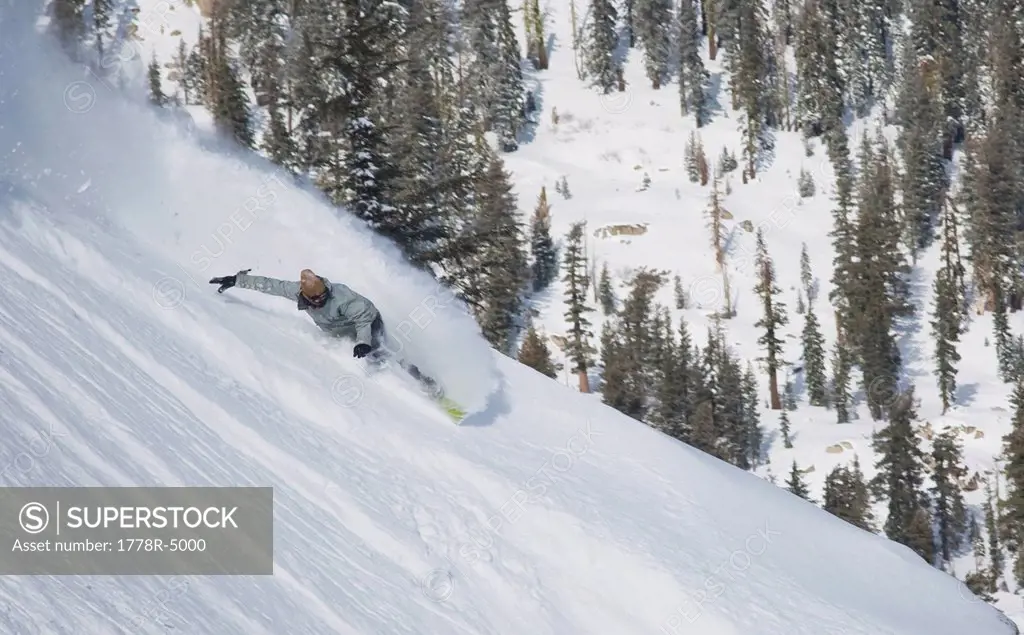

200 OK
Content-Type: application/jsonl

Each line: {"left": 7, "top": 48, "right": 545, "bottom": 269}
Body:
{"left": 0, "top": 487, "right": 273, "bottom": 574}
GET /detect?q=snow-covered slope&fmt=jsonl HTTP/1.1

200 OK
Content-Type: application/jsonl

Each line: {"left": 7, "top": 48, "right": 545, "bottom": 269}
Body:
{"left": 0, "top": 2, "right": 1019, "bottom": 634}
{"left": 499, "top": 2, "right": 1024, "bottom": 627}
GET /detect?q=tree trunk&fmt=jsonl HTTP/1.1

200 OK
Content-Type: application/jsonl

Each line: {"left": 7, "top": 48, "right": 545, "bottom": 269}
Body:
{"left": 768, "top": 368, "right": 781, "bottom": 409}
{"left": 578, "top": 370, "right": 590, "bottom": 393}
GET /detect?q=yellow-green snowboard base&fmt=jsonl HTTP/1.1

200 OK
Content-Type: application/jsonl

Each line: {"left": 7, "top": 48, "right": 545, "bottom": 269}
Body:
{"left": 437, "top": 396, "right": 467, "bottom": 423}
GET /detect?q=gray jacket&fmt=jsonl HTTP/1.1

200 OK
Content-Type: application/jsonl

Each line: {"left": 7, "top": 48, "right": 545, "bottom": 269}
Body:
{"left": 235, "top": 273, "right": 380, "bottom": 346}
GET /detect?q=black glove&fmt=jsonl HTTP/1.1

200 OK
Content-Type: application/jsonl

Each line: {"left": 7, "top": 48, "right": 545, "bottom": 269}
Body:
{"left": 353, "top": 343, "right": 371, "bottom": 359}
{"left": 209, "top": 269, "right": 251, "bottom": 293}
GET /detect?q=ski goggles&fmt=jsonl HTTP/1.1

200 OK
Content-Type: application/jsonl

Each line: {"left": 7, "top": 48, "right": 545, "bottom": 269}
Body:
{"left": 303, "top": 290, "right": 329, "bottom": 308}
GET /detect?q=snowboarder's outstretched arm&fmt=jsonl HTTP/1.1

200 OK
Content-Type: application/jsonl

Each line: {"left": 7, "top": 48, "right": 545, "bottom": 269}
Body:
{"left": 209, "top": 269, "right": 299, "bottom": 299}
{"left": 234, "top": 272, "right": 300, "bottom": 299}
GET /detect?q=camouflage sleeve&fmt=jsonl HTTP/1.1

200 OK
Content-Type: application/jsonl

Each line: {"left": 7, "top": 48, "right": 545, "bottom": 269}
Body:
{"left": 234, "top": 273, "right": 300, "bottom": 300}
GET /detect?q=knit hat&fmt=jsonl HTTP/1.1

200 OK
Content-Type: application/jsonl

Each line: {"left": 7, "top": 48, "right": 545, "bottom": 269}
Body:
{"left": 300, "top": 269, "right": 326, "bottom": 298}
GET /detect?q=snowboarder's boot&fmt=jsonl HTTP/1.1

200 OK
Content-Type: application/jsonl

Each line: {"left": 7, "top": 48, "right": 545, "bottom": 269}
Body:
{"left": 402, "top": 362, "right": 444, "bottom": 400}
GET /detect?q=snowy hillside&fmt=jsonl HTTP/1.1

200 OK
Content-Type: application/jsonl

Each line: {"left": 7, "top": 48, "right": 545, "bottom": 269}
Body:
{"left": 493, "top": 5, "right": 1024, "bottom": 628}
{"left": 0, "top": 0, "right": 1021, "bottom": 633}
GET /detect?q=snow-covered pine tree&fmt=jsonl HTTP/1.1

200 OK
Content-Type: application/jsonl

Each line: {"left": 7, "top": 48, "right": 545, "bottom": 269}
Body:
{"left": 583, "top": 0, "right": 620, "bottom": 93}
{"left": 202, "top": 11, "right": 254, "bottom": 149}
{"left": 932, "top": 203, "right": 966, "bottom": 413}
{"left": 830, "top": 339, "right": 852, "bottom": 423}
{"left": 470, "top": 154, "right": 529, "bottom": 352}
{"left": 787, "top": 461, "right": 812, "bottom": 500}
{"left": 802, "top": 303, "right": 827, "bottom": 407}
{"left": 793, "top": 0, "right": 843, "bottom": 145}
{"left": 147, "top": 55, "right": 165, "bottom": 106}
{"left": 563, "top": 222, "right": 597, "bottom": 392}
{"left": 677, "top": 0, "right": 709, "bottom": 124}
{"left": 896, "top": 49, "right": 946, "bottom": 256}
{"left": 1001, "top": 378, "right": 1024, "bottom": 575}
{"left": 529, "top": 186, "right": 559, "bottom": 291}
{"left": 779, "top": 405, "right": 792, "bottom": 448}
{"left": 822, "top": 459, "right": 875, "bottom": 531}
{"left": 931, "top": 428, "right": 968, "bottom": 566}
{"left": 634, "top": 0, "right": 673, "bottom": 88}
{"left": 753, "top": 229, "right": 788, "bottom": 409}
{"left": 871, "top": 387, "right": 935, "bottom": 563}
{"left": 598, "top": 262, "right": 616, "bottom": 314}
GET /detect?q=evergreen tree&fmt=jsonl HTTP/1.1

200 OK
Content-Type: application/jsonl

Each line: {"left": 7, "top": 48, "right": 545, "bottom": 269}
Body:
{"left": 799, "top": 242, "right": 814, "bottom": 302}
{"left": 871, "top": 387, "right": 934, "bottom": 562}
{"left": 564, "top": 222, "right": 597, "bottom": 392}
{"left": 529, "top": 187, "right": 559, "bottom": 291}
{"left": 223, "top": 0, "right": 289, "bottom": 111}
{"left": 986, "top": 479, "right": 1006, "bottom": 587}
{"left": 148, "top": 55, "right": 166, "bottom": 106}
{"left": 823, "top": 458, "right": 875, "bottom": 531}
{"left": 199, "top": 14, "right": 254, "bottom": 149}
{"left": 798, "top": 167, "right": 815, "bottom": 197}
{"left": 970, "top": 507, "right": 987, "bottom": 571}
{"left": 518, "top": 322, "right": 559, "bottom": 378}
{"left": 611, "top": 269, "right": 667, "bottom": 421}
{"left": 492, "top": 0, "right": 525, "bottom": 150}
{"left": 261, "top": 105, "right": 299, "bottom": 171}
{"left": 962, "top": 118, "right": 1020, "bottom": 314}
{"left": 931, "top": 428, "right": 968, "bottom": 565}
{"left": 753, "top": 229, "right": 788, "bottom": 409}
{"left": 91, "top": 0, "right": 113, "bottom": 60}
{"left": 718, "top": 146, "right": 738, "bottom": 173}
{"left": 932, "top": 203, "right": 966, "bottom": 414}
{"left": 677, "top": 0, "right": 709, "bottom": 125}
{"left": 783, "top": 379, "right": 797, "bottom": 411}
{"left": 787, "top": 460, "right": 812, "bottom": 500}
{"left": 600, "top": 321, "right": 641, "bottom": 415}
{"left": 830, "top": 338, "right": 852, "bottom": 423}
{"left": 463, "top": 0, "right": 524, "bottom": 149}
{"left": 828, "top": 129, "right": 857, "bottom": 343}
{"left": 731, "top": 0, "right": 773, "bottom": 180}
{"left": 635, "top": 0, "right": 673, "bottom": 88}
{"left": 896, "top": 51, "right": 946, "bottom": 255}
{"left": 673, "top": 274, "right": 687, "bottom": 309}
{"left": 802, "top": 304, "right": 827, "bottom": 407}
{"left": 649, "top": 315, "right": 694, "bottom": 440}
{"left": 387, "top": 0, "right": 452, "bottom": 267}
{"left": 793, "top": 0, "right": 843, "bottom": 144}
{"left": 685, "top": 131, "right": 708, "bottom": 183}
{"left": 779, "top": 407, "right": 792, "bottom": 448}
{"left": 523, "top": 0, "right": 548, "bottom": 69}
{"left": 434, "top": 104, "right": 490, "bottom": 296}
{"left": 184, "top": 30, "right": 209, "bottom": 104}
{"left": 584, "top": 0, "right": 621, "bottom": 92}
{"left": 344, "top": 114, "right": 401, "bottom": 239}
{"left": 741, "top": 363, "right": 763, "bottom": 466}
{"left": 993, "top": 296, "right": 1015, "bottom": 382}
{"left": 1001, "top": 379, "right": 1024, "bottom": 560}
{"left": 49, "top": 0, "right": 86, "bottom": 58}
{"left": 852, "top": 131, "right": 910, "bottom": 421}
{"left": 598, "top": 262, "right": 616, "bottom": 314}
{"left": 174, "top": 38, "right": 192, "bottom": 104}
{"left": 470, "top": 155, "right": 530, "bottom": 352}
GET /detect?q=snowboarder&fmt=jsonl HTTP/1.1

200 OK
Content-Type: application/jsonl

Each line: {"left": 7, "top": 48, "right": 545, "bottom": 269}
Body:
{"left": 210, "top": 268, "right": 384, "bottom": 359}
{"left": 209, "top": 267, "right": 461, "bottom": 418}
